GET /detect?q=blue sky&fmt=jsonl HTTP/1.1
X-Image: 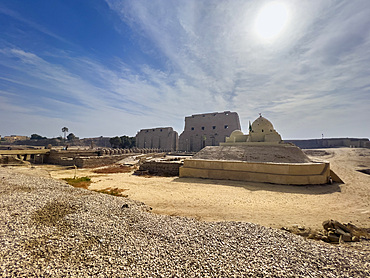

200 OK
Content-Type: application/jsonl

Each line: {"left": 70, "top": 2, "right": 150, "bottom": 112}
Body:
{"left": 0, "top": 0, "right": 369, "bottom": 139}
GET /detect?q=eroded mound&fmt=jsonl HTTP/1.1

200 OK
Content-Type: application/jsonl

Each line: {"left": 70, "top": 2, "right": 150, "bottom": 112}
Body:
{"left": 193, "top": 145, "right": 313, "bottom": 163}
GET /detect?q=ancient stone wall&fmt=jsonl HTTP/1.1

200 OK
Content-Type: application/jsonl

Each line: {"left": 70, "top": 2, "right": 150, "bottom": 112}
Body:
{"left": 139, "top": 161, "right": 183, "bottom": 176}
{"left": 39, "top": 148, "right": 164, "bottom": 168}
{"left": 180, "top": 159, "right": 331, "bottom": 185}
{"left": 74, "top": 155, "right": 131, "bottom": 168}
{"left": 0, "top": 155, "right": 25, "bottom": 165}
{"left": 10, "top": 137, "right": 112, "bottom": 148}
{"left": 285, "top": 138, "right": 370, "bottom": 149}
{"left": 178, "top": 111, "right": 241, "bottom": 152}
{"left": 136, "top": 127, "right": 178, "bottom": 151}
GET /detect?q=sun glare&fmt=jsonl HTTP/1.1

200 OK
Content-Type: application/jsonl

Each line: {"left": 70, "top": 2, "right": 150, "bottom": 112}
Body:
{"left": 254, "top": 2, "right": 289, "bottom": 41}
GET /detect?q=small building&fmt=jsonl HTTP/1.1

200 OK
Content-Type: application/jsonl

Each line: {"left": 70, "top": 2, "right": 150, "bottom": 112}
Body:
{"left": 3, "top": 135, "right": 30, "bottom": 143}
{"left": 221, "top": 114, "right": 282, "bottom": 145}
{"left": 179, "top": 111, "right": 241, "bottom": 152}
{"left": 135, "top": 127, "right": 178, "bottom": 151}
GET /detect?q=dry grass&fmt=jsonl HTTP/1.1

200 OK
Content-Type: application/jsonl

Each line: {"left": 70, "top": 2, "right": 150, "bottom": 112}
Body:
{"left": 63, "top": 175, "right": 129, "bottom": 197}
{"left": 63, "top": 177, "right": 91, "bottom": 189}
{"left": 93, "top": 165, "right": 134, "bottom": 174}
{"left": 93, "top": 187, "right": 128, "bottom": 197}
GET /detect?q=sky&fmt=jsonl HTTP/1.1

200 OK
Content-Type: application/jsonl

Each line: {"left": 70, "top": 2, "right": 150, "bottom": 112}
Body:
{"left": 0, "top": 0, "right": 369, "bottom": 139}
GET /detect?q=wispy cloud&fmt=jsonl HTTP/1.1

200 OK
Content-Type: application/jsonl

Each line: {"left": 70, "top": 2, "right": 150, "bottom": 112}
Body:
{"left": 0, "top": 47, "right": 219, "bottom": 136}
{"left": 104, "top": 0, "right": 370, "bottom": 138}
{"left": 0, "top": 1, "right": 369, "bottom": 138}
{"left": 0, "top": 5, "right": 73, "bottom": 45}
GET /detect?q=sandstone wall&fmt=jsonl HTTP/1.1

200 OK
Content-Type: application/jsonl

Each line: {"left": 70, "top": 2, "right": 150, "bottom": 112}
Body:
{"left": 39, "top": 148, "right": 163, "bottom": 168}
{"left": 179, "top": 111, "right": 241, "bottom": 152}
{"left": 180, "top": 159, "right": 331, "bottom": 185}
{"left": 75, "top": 155, "right": 132, "bottom": 168}
{"left": 44, "top": 150, "right": 99, "bottom": 165}
{"left": 285, "top": 138, "right": 370, "bottom": 149}
{"left": 139, "top": 161, "right": 183, "bottom": 176}
{"left": 136, "top": 127, "right": 178, "bottom": 151}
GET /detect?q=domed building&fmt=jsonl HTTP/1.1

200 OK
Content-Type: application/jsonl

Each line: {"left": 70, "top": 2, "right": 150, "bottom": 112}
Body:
{"left": 248, "top": 115, "right": 282, "bottom": 143}
{"left": 180, "top": 113, "right": 336, "bottom": 185}
{"left": 223, "top": 114, "right": 282, "bottom": 145}
{"left": 226, "top": 130, "right": 248, "bottom": 143}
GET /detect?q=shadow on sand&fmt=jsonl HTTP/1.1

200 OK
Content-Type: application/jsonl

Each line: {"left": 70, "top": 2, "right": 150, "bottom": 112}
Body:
{"left": 172, "top": 177, "right": 342, "bottom": 195}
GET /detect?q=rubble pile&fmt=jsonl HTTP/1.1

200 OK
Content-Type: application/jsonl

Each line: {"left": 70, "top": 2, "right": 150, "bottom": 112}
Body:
{"left": 282, "top": 220, "right": 370, "bottom": 245}
{"left": 321, "top": 220, "right": 369, "bottom": 243}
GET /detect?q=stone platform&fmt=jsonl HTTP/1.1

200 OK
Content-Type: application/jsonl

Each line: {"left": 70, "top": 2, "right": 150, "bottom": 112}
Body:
{"left": 179, "top": 145, "right": 332, "bottom": 185}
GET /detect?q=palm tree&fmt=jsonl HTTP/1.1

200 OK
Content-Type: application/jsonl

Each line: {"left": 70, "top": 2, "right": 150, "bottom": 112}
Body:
{"left": 62, "top": 127, "right": 69, "bottom": 140}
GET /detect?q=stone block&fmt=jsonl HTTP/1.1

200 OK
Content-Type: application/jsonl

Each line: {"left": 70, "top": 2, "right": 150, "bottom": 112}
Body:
{"left": 328, "top": 231, "right": 339, "bottom": 242}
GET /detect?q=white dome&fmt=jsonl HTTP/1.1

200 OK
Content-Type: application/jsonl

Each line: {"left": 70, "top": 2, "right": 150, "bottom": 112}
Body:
{"left": 251, "top": 116, "right": 274, "bottom": 133}
{"left": 230, "top": 130, "right": 244, "bottom": 138}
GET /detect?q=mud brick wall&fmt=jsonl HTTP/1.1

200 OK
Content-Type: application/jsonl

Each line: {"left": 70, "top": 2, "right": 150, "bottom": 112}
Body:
{"left": 75, "top": 155, "right": 132, "bottom": 168}
{"left": 44, "top": 150, "right": 134, "bottom": 168}
{"left": 139, "top": 161, "right": 183, "bottom": 176}
{"left": 37, "top": 149, "right": 167, "bottom": 168}
{"left": 44, "top": 150, "right": 99, "bottom": 165}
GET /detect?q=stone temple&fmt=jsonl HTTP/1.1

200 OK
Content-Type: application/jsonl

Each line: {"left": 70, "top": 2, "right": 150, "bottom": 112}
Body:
{"left": 178, "top": 111, "right": 241, "bottom": 152}
{"left": 180, "top": 115, "right": 338, "bottom": 185}
{"left": 135, "top": 127, "right": 178, "bottom": 151}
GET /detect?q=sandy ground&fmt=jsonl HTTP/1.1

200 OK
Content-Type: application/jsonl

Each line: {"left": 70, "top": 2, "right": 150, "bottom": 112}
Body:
{"left": 24, "top": 148, "right": 370, "bottom": 230}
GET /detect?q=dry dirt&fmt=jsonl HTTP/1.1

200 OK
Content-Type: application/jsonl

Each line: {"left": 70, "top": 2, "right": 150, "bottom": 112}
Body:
{"left": 194, "top": 144, "right": 313, "bottom": 163}
{"left": 17, "top": 148, "right": 370, "bottom": 231}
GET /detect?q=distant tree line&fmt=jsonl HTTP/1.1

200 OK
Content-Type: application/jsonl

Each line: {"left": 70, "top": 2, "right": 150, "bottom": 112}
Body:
{"left": 67, "top": 133, "right": 78, "bottom": 141}
{"left": 5, "top": 129, "right": 134, "bottom": 149}
{"left": 30, "top": 133, "right": 78, "bottom": 141}
{"left": 109, "top": 136, "right": 136, "bottom": 148}
{"left": 31, "top": 134, "right": 47, "bottom": 140}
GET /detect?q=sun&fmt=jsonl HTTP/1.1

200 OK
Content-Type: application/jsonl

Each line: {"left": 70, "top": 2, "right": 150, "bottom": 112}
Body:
{"left": 254, "top": 2, "right": 290, "bottom": 41}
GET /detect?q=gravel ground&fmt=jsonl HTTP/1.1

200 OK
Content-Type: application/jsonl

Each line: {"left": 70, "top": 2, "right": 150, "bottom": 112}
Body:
{"left": 0, "top": 167, "right": 369, "bottom": 277}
